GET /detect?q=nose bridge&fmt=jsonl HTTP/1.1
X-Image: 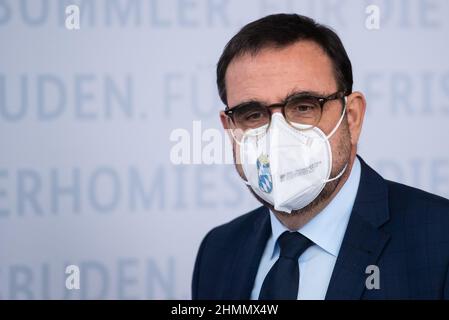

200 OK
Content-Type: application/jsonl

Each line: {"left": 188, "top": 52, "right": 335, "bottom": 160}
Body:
{"left": 267, "top": 106, "right": 285, "bottom": 134}
{"left": 267, "top": 103, "right": 284, "bottom": 115}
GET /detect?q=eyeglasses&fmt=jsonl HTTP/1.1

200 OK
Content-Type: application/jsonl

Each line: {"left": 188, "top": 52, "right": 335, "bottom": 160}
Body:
{"left": 224, "top": 91, "right": 347, "bottom": 132}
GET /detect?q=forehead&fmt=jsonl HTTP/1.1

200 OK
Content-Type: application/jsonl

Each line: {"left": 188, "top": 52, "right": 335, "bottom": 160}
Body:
{"left": 225, "top": 40, "right": 337, "bottom": 107}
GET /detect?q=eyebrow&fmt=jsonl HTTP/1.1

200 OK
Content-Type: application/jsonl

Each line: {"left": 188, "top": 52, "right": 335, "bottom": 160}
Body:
{"left": 228, "top": 89, "right": 328, "bottom": 110}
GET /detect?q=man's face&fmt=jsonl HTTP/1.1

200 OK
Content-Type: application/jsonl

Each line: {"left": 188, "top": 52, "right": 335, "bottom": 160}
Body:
{"left": 221, "top": 40, "right": 353, "bottom": 215}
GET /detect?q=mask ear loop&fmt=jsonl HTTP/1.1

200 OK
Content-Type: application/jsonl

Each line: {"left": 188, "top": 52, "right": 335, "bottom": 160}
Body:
{"left": 225, "top": 114, "right": 242, "bottom": 146}
{"left": 326, "top": 96, "right": 347, "bottom": 140}
{"left": 227, "top": 123, "right": 267, "bottom": 148}
{"left": 225, "top": 120, "right": 253, "bottom": 186}
{"left": 323, "top": 96, "right": 348, "bottom": 182}
{"left": 325, "top": 163, "right": 347, "bottom": 182}
{"left": 228, "top": 128, "right": 241, "bottom": 146}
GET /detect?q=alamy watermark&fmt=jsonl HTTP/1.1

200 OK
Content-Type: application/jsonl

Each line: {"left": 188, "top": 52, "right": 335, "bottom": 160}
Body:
{"left": 65, "top": 5, "right": 80, "bottom": 30}
{"left": 365, "top": 4, "right": 380, "bottom": 30}
{"left": 169, "top": 120, "right": 284, "bottom": 165}
{"left": 365, "top": 265, "right": 380, "bottom": 290}
{"left": 65, "top": 264, "right": 80, "bottom": 290}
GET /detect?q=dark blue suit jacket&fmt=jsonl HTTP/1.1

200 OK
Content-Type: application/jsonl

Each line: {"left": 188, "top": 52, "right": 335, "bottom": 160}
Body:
{"left": 192, "top": 157, "right": 449, "bottom": 299}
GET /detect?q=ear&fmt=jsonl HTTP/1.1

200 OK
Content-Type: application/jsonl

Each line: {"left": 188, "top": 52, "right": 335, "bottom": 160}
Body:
{"left": 220, "top": 110, "right": 236, "bottom": 143}
{"left": 345, "top": 91, "right": 366, "bottom": 146}
{"left": 220, "top": 110, "right": 231, "bottom": 129}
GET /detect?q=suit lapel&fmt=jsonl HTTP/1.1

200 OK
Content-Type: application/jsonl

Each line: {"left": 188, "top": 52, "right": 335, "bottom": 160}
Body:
{"left": 325, "top": 156, "right": 391, "bottom": 300}
{"left": 325, "top": 210, "right": 390, "bottom": 299}
{"left": 224, "top": 206, "right": 271, "bottom": 299}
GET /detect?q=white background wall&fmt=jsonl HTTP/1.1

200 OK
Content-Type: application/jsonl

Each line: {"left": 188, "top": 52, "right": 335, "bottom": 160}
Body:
{"left": 0, "top": 0, "right": 448, "bottom": 299}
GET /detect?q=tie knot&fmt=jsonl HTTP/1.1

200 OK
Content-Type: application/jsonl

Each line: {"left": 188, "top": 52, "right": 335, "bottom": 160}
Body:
{"left": 277, "top": 231, "right": 313, "bottom": 260}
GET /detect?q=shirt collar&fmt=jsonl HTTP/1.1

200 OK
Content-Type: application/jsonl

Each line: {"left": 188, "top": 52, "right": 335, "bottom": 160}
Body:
{"left": 269, "top": 157, "right": 361, "bottom": 258}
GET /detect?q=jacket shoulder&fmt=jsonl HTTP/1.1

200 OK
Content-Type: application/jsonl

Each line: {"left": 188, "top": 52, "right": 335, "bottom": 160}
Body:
{"left": 386, "top": 179, "right": 449, "bottom": 226}
{"left": 204, "top": 206, "right": 268, "bottom": 249}
{"left": 387, "top": 179, "right": 449, "bottom": 209}
{"left": 191, "top": 206, "right": 268, "bottom": 299}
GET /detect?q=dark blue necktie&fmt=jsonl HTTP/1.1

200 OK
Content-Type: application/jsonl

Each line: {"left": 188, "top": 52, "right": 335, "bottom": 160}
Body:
{"left": 258, "top": 231, "right": 313, "bottom": 300}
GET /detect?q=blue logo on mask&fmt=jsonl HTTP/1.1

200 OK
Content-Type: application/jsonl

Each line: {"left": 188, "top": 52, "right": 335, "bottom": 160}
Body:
{"left": 257, "top": 154, "right": 272, "bottom": 193}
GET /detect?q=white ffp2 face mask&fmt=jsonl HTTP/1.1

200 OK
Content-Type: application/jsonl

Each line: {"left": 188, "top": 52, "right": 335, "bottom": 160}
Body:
{"left": 238, "top": 99, "right": 347, "bottom": 213}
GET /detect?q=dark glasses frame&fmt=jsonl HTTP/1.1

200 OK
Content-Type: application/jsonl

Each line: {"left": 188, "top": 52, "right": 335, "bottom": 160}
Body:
{"left": 224, "top": 91, "right": 347, "bottom": 121}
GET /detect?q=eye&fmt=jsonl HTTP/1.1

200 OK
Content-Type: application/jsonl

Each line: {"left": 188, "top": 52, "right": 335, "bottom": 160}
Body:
{"left": 293, "top": 104, "right": 315, "bottom": 113}
{"left": 235, "top": 104, "right": 268, "bottom": 123}
{"left": 289, "top": 102, "right": 318, "bottom": 114}
{"left": 245, "top": 111, "right": 264, "bottom": 121}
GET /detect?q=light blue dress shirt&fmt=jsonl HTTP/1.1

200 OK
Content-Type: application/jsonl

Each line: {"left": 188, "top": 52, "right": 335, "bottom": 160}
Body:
{"left": 250, "top": 157, "right": 361, "bottom": 300}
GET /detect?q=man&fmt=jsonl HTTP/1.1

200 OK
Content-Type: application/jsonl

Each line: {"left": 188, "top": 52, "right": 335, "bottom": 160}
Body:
{"left": 192, "top": 14, "right": 449, "bottom": 299}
